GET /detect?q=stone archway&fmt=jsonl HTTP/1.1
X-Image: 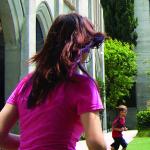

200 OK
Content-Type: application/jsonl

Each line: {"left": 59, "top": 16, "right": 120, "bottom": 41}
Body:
{"left": 36, "top": 1, "right": 53, "bottom": 52}
{"left": 0, "top": 0, "right": 23, "bottom": 100}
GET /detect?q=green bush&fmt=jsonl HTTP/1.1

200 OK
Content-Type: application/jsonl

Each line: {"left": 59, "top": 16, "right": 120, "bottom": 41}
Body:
{"left": 136, "top": 129, "right": 150, "bottom": 137}
{"left": 96, "top": 77, "right": 105, "bottom": 103}
{"left": 104, "top": 39, "right": 137, "bottom": 108}
{"left": 136, "top": 110, "right": 150, "bottom": 130}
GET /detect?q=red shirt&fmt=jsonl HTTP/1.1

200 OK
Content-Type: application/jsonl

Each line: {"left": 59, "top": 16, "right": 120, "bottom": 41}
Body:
{"left": 112, "top": 116, "right": 125, "bottom": 138}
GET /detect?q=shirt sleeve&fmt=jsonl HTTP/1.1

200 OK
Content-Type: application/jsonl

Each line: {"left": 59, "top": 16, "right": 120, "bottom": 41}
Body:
{"left": 112, "top": 117, "right": 119, "bottom": 128}
{"left": 77, "top": 77, "right": 103, "bottom": 115}
{"left": 6, "top": 74, "right": 30, "bottom": 106}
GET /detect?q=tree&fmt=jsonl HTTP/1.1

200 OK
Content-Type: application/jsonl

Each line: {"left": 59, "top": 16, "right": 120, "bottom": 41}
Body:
{"left": 104, "top": 39, "right": 137, "bottom": 108}
{"left": 101, "top": 0, "right": 138, "bottom": 45}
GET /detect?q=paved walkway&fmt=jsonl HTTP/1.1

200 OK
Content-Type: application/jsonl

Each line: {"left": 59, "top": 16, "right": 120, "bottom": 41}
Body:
{"left": 76, "top": 130, "right": 138, "bottom": 150}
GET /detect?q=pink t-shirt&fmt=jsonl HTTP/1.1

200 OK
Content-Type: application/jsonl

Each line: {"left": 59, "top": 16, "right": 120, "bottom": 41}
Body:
{"left": 7, "top": 73, "right": 103, "bottom": 150}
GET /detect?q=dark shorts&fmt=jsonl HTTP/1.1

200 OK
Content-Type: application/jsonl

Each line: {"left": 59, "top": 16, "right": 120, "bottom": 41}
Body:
{"left": 111, "top": 137, "right": 127, "bottom": 150}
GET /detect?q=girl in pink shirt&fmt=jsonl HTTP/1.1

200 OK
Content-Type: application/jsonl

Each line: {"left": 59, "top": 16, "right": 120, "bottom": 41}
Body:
{"left": 0, "top": 13, "right": 106, "bottom": 150}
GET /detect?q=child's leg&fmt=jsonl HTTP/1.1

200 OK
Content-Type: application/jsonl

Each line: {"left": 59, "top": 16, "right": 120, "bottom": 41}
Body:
{"left": 110, "top": 138, "right": 115, "bottom": 149}
{"left": 119, "top": 137, "right": 127, "bottom": 149}
{"left": 111, "top": 138, "right": 120, "bottom": 150}
{"left": 110, "top": 146, "right": 114, "bottom": 150}
{"left": 110, "top": 142, "right": 115, "bottom": 150}
{"left": 111, "top": 147, "right": 115, "bottom": 150}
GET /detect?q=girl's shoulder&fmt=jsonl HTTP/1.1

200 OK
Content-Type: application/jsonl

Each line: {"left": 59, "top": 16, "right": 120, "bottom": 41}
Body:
{"left": 16, "top": 73, "right": 33, "bottom": 94}
{"left": 72, "top": 73, "right": 95, "bottom": 84}
{"left": 70, "top": 73, "right": 98, "bottom": 93}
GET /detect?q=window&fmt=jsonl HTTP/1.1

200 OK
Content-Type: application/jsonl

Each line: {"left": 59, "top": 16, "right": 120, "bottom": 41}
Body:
{"left": 36, "top": 19, "right": 44, "bottom": 51}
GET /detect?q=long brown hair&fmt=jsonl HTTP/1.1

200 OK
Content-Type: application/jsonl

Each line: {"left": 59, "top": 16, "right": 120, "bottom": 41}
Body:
{"left": 27, "top": 13, "right": 104, "bottom": 108}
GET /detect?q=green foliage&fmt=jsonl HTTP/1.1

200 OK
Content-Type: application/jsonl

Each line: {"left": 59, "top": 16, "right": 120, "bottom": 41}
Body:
{"left": 136, "top": 129, "right": 150, "bottom": 137}
{"left": 104, "top": 39, "right": 137, "bottom": 108}
{"left": 101, "top": 0, "right": 138, "bottom": 45}
{"left": 96, "top": 77, "right": 105, "bottom": 102}
{"left": 136, "top": 110, "right": 150, "bottom": 130}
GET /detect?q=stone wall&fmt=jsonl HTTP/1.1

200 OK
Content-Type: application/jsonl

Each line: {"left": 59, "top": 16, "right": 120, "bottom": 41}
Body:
{"left": 135, "top": 0, "right": 150, "bottom": 110}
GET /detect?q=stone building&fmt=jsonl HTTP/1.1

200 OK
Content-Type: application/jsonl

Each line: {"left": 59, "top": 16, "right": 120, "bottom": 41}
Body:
{"left": 2, "top": 0, "right": 150, "bottom": 130}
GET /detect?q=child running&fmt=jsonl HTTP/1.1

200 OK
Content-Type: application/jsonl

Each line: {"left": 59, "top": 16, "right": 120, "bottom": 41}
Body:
{"left": 111, "top": 105, "right": 128, "bottom": 150}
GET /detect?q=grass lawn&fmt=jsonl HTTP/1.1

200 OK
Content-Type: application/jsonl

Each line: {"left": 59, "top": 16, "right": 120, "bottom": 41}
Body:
{"left": 127, "top": 130, "right": 150, "bottom": 150}
{"left": 127, "top": 137, "right": 150, "bottom": 150}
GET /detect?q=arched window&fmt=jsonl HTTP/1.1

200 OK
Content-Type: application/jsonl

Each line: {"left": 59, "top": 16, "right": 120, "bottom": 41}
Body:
{"left": 36, "top": 2, "right": 53, "bottom": 52}
{"left": 0, "top": 19, "right": 5, "bottom": 110}
{"left": 36, "top": 18, "right": 44, "bottom": 51}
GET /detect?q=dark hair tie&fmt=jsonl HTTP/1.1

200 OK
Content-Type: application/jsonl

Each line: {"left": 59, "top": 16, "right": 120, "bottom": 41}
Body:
{"left": 80, "top": 35, "right": 105, "bottom": 53}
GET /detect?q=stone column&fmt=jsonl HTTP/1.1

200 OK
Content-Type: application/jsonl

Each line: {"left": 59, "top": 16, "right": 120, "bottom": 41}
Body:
{"left": 20, "top": 0, "right": 36, "bottom": 77}
{"left": 135, "top": 0, "right": 150, "bottom": 110}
